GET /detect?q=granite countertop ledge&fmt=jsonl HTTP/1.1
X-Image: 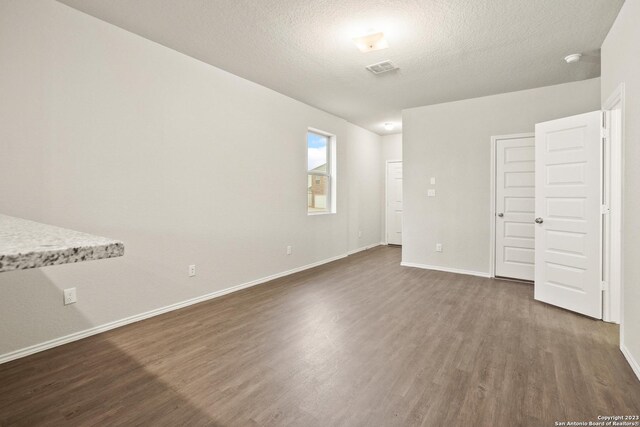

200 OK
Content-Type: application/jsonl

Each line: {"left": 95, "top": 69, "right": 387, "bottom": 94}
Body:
{"left": 0, "top": 214, "right": 124, "bottom": 273}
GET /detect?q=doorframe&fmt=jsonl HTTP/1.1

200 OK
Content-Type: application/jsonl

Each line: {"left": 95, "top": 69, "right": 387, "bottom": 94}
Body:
{"left": 602, "top": 83, "right": 625, "bottom": 324}
{"left": 489, "top": 133, "right": 535, "bottom": 278}
{"left": 385, "top": 160, "right": 402, "bottom": 245}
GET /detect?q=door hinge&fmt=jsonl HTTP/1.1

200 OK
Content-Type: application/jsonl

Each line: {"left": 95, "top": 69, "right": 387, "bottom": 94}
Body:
{"left": 602, "top": 111, "right": 607, "bottom": 129}
{"left": 601, "top": 205, "right": 611, "bottom": 215}
{"left": 601, "top": 281, "right": 608, "bottom": 291}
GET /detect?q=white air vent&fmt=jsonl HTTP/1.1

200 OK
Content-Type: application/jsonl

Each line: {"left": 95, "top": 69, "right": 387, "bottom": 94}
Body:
{"left": 366, "top": 60, "right": 398, "bottom": 75}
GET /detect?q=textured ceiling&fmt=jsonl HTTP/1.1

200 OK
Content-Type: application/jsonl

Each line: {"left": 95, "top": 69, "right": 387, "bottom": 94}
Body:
{"left": 57, "top": 0, "right": 624, "bottom": 135}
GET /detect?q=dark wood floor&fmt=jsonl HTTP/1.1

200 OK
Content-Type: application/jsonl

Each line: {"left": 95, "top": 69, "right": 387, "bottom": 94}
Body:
{"left": 0, "top": 246, "right": 638, "bottom": 426}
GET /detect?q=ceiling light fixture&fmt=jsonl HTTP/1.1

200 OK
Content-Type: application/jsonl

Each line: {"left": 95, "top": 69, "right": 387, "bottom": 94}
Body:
{"left": 384, "top": 122, "right": 395, "bottom": 131}
{"left": 353, "top": 32, "right": 389, "bottom": 53}
{"left": 564, "top": 53, "right": 582, "bottom": 64}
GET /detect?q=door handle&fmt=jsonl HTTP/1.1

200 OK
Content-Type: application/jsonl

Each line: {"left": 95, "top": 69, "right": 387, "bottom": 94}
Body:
{"left": 535, "top": 217, "right": 544, "bottom": 224}
{"left": 497, "top": 213, "right": 504, "bottom": 217}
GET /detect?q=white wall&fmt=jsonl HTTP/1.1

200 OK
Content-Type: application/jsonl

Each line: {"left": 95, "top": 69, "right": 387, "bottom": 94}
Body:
{"left": 601, "top": 0, "right": 640, "bottom": 377}
{"left": 0, "top": 0, "right": 382, "bottom": 359}
{"left": 347, "top": 123, "right": 383, "bottom": 253}
{"left": 381, "top": 134, "right": 402, "bottom": 163}
{"left": 402, "top": 79, "right": 601, "bottom": 275}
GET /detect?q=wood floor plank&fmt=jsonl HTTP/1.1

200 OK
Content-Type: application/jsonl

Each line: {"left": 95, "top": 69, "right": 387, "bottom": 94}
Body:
{"left": 0, "top": 246, "right": 638, "bottom": 426}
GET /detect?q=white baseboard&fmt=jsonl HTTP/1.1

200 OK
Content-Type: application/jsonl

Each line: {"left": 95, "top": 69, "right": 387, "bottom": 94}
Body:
{"left": 0, "top": 253, "right": 348, "bottom": 365}
{"left": 347, "top": 242, "right": 382, "bottom": 256}
{"left": 400, "top": 261, "right": 491, "bottom": 278}
{"left": 621, "top": 344, "right": 640, "bottom": 382}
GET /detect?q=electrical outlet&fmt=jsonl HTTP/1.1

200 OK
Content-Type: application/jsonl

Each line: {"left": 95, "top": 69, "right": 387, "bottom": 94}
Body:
{"left": 188, "top": 265, "right": 196, "bottom": 277}
{"left": 63, "top": 288, "right": 77, "bottom": 305}
{"left": 436, "top": 243, "right": 443, "bottom": 252}
{"left": 286, "top": 245, "right": 292, "bottom": 255}
{"left": 427, "top": 189, "right": 436, "bottom": 197}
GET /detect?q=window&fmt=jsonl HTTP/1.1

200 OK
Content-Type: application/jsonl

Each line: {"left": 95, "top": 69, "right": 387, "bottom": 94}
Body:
{"left": 307, "top": 130, "right": 334, "bottom": 214}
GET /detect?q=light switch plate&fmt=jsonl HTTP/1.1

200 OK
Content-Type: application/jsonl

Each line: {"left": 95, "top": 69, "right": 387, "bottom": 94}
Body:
{"left": 430, "top": 177, "right": 436, "bottom": 185}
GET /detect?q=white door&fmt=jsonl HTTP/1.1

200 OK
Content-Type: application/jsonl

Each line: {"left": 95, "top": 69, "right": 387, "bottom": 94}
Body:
{"left": 534, "top": 111, "right": 602, "bottom": 318}
{"left": 386, "top": 161, "right": 403, "bottom": 245}
{"left": 495, "top": 136, "right": 535, "bottom": 281}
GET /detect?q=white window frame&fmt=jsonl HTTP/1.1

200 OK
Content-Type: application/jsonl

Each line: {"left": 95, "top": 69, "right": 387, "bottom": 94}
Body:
{"left": 307, "top": 128, "right": 336, "bottom": 215}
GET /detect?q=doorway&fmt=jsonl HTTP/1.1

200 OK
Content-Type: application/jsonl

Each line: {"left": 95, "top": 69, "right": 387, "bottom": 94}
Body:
{"left": 386, "top": 161, "right": 403, "bottom": 245}
{"left": 490, "top": 105, "right": 623, "bottom": 322}
{"left": 602, "top": 84, "right": 624, "bottom": 324}
{"left": 490, "top": 134, "right": 535, "bottom": 281}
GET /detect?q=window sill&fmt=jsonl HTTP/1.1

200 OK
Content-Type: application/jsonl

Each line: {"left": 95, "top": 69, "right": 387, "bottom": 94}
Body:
{"left": 307, "top": 211, "right": 336, "bottom": 216}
